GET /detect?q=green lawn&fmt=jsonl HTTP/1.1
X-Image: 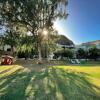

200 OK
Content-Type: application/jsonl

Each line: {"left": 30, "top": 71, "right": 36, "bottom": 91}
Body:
{"left": 0, "top": 61, "right": 100, "bottom": 100}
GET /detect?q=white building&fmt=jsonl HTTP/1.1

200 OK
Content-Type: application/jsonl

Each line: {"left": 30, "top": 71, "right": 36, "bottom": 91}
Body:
{"left": 75, "top": 40, "right": 100, "bottom": 50}
{"left": 0, "top": 45, "right": 11, "bottom": 51}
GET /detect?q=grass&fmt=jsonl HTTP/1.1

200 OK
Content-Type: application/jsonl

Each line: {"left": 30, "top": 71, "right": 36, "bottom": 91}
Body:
{"left": 0, "top": 60, "right": 100, "bottom": 100}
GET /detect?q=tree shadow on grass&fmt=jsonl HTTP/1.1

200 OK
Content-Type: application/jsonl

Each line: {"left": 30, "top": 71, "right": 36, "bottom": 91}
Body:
{"left": 0, "top": 65, "right": 100, "bottom": 100}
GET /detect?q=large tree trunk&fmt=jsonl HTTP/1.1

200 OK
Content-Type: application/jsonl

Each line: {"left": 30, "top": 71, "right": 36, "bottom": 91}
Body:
{"left": 38, "top": 42, "right": 42, "bottom": 63}
{"left": 37, "top": 29, "right": 43, "bottom": 63}
{"left": 38, "top": 46, "right": 42, "bottom": 61}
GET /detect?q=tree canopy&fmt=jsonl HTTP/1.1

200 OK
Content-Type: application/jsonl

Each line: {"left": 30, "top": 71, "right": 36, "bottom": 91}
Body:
{"left": 0, "top": 0, "right": 68, "bottom": 33}
{"left": 0, "top": 0, "right": 69, "bottom": 59}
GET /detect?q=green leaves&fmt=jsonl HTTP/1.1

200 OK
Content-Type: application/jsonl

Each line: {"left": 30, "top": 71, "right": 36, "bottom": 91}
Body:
{"left": 0, "top": 0, "right": 68, "bottom": 29}
{"left": 0, "top": 0, "right": 68, "bottom": 58}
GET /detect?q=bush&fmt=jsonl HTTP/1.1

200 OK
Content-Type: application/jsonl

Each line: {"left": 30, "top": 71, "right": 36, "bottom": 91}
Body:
{"left": 54, "top": 49, "right": 74, "bottom": 59}
{"left": 87, "top": 47, "right": 100, "bottom": 60}
{"left": 76, "top": 48, "right": 87, "bottom": 59}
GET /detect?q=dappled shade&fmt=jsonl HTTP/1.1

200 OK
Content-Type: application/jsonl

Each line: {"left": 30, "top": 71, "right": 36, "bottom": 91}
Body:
{"left": 0, "top": 65, "right": 100, "bottom": 100}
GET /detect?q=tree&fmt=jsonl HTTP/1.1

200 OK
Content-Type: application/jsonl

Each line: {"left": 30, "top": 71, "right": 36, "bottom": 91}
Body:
{"left": 63, "top": 49, "right": 74, "bottom": 58}
{"left": 76, "top": 48, "right": 87, "bottom": 59}
{"left": 0, "top": 0, "right": 68, "bottom": 61}
{"left": 88, "top": 47, "right": 100, "bottom": 60}
{"left": 16, "top": 35, "right": 36, "bottom": 60}
{"left": 54, "top": 48, "right": 74, "bottom": 59}
{"left": 2, "top": 29, "right": 19, "bottom": 55}
{"left": 40, "top": 29, "right": 60, "bottom": 58}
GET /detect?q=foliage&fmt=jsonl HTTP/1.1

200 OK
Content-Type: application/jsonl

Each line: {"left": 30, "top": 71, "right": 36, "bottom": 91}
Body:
{"left": 63, "top": 49, "right": 74, "bottom": 58}
{"left": 1, "top": 29, "right": 19, "bottom": 55}
{"left": 0, "top": 26, "right": 36, "bottom": 55}
{"left": 40, "top": 30, "right": 60, "bottom": 58}
{"left": 76, "top": 47, "right": 100, "bottom": 60}
{"left": 17, "top": 49, "right": 35, "bottom": 59}
{"left": 0, "top": 0, "right": 68, "bottom": 59}
{"left": 16, "top": 35, "right": 35, "bottom": 53}
{"left": 54, "top": 48, "right": 74, "bottom": 59}
{"left": 3, "top": 30, "right": 19, "bottom": 47}
{"left": 76, "top": 48, "right": 87, "bottom": 59}
{"left": 0, "top": 0, "right": 68, "bottom": 33}
{"left": 88, "top": 47, "right": 100, "bottom": 60}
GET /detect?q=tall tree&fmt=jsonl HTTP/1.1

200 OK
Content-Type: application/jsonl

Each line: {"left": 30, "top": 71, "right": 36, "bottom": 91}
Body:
{"left": 0, "top": 0, "right": 68, "bottom": 61}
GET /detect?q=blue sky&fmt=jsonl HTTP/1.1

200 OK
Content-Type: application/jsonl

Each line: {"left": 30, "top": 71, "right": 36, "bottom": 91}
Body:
{"left": 0, "top": 0, "right": 100, "bottom": 44}
{"left": 54, "top": 0, "right": 100, "bottom": 44}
